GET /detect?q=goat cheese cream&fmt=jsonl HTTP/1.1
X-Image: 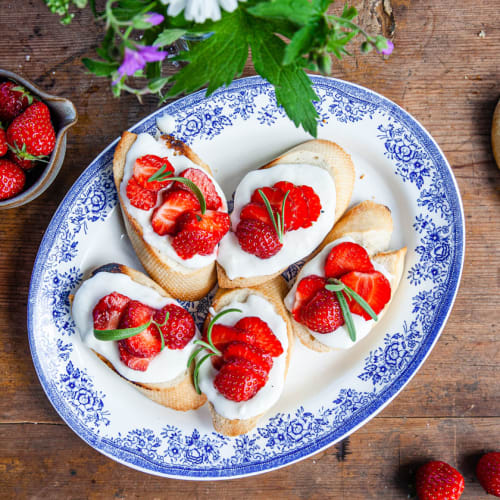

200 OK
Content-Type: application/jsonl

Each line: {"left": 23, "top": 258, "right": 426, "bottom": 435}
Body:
{"left": 284, "top": 237, "right": 392, "bottom": 350}
{"left": 197, "top": 294, "right": 288, "bottom": 420}
{"left": 120, "top": 133, "right": 227, "bottom": 270}
{"left": 72, "top": 271, "right": 197, "bottom": 383}
{"left": 217, "top": 163, "right": 336, "bottom": 279}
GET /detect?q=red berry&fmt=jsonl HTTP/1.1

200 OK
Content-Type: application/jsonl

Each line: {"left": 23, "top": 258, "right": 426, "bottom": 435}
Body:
{"left": 223, "top": 341, "right": 273, "bottom": 372}
{"left": 118, "top": 300, "right": 161, "bottom": 358}
{"left": 251, "top": 186, "right": 285, "bottom": 211}
{"left": 298, "top": 288, "right": 344, "bottom": 333}
{"left": 7, "top": 149, "right": 33, "bottom": 170}
{"left": 214, "top": 359, "right": 265, "bottom": 402}
{"left": 234, "top": 316, "right": 283, "bottom": 357}
{"left": 0, "top": 82, "right": 32, "bottom": 122}
{"left": 292, "top": 275, "right": 327, "bottom": 321}
{"left": 416, "top": 461, "right": 464, "bottom": 500}
{"left": 7, "top": 101, "right": 55, "bottom": 157}
{"left": 299, "top": 184, "right": 322, "bottom": 226}
{"left": 0, "top": 159, "right": 25, "bottom": 200}
{"left": 324, "top": 242, "right": 375, "bottom": 279}
{"left": 273, "top": 181, "right": 308, "bottom": 230}
{"left": 175, "top": 167, "right": 222, "bottom": 210}
{"left": 153, "top": 304, "right": 195, "bottom": 350}
{"left": 92, "top": 292, "right": 131, "bottom": 331}
{"left": 208, "top": 323, "right": 256, "bottom": 351}
{"left": 235, "top": 218, "right": 283, "bottom": 258}
{"left": 0, "top": 125, "right": 7, "bottom": 156}
{"left": 340, "top": 270, "right": 391, "bottom": 320}
{"left": 177, "top": 209, "right": 230, "bottom": 241}
{"left": 117, "top": 342, "right": 154, "bottom": 372}
{"left": 133, "top": 154, "right": 174, "bottom": 191}
{"left": 476, "top": 452, "right": 500, "bottom": 497}
{"left": 171, "top": 227, "right": 219, "bottom": 259}
{"left": 151, "top": 189, "right": 199, "bottom": 235}
{"left": 126, "top": 176, "right": 157, "bottom": 211}
{"left": 240, "top": 202, "right": 274, "bottom": 227}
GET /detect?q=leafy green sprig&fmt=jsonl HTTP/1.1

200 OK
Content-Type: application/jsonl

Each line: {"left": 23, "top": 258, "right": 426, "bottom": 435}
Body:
{"left": 258, "top": 189, "right": 290, "bottom": 243}
{"left": 94, "top": 311, "right": 170, "bottom": 351}
{"left": 325, "top": 278, "right": 378, "bottom": 341}
{"left": 187, "top": 308, "right": 242, "bottom": 394}
{"left": 44, "top": 0, "right": 393, "bottom": 136}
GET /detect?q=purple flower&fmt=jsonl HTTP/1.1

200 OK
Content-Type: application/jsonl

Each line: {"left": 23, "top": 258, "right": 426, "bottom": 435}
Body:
{"left": 145, "top": 12, "right": 164, "bottom": 26}
{"left": 379, "top": 39, "right": 394, "bottom": 56}
{"left": 115, "top": 45, "right": 167, "bottom": 82}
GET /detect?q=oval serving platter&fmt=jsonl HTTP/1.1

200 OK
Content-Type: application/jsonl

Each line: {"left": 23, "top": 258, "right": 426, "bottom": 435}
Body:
{"left": 28, "top": 75, "right": 464, "bottom": 479}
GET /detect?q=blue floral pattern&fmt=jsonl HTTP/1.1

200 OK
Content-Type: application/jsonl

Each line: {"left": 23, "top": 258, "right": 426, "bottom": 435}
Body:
{"left": 28, "top": 76, "right": 464, "bottom": 479}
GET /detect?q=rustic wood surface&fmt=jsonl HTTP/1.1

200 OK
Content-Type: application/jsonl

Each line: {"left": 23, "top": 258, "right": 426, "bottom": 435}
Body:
{"left": 1, "top": 0, "right": 499, "bottom": 498}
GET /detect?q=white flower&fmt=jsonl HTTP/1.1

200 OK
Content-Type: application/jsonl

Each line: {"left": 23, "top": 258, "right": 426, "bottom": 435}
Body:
{"left": 161, "top": 0, "right": 246, "bottom": 23}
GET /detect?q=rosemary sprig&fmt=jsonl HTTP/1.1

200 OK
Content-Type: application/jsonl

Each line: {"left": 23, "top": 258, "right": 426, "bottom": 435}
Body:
{"left": 187, "top": 308, "right": 242, "bottom": 394}
{"left": 324, "top": 279, "right": 378, "bottom": 342}
{"left": 258, "top": 189, "right": 290, "bottom": 243}
{"left": 147, "top": 164, "right": 207, "bottom": 214}
{"left": 94, "top": 312, "right": 170, "bottom": 351}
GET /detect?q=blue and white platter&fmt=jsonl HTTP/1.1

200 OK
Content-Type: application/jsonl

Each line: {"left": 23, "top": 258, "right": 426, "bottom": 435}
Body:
{"left": 28, "top": 76, "right": 464, "bottom": 479}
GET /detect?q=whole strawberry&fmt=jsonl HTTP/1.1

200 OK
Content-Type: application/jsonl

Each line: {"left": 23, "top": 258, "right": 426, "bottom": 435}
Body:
{"left": 477, "top": 452, "right": 500, "bottom": 497}
{"left": 0, "top": 123, "right": 7, "bottom": 156}
{"left": 0, "top": 159, "right": 26, "bottom": 200}
{"left": 416, "top": 461, "right": 464, "bottom": 500}
{"left": 0, "top": 81, "right": 32, "bottom": 122}
{"left": 7, "top": 101, "right": 55, "bottom": 160}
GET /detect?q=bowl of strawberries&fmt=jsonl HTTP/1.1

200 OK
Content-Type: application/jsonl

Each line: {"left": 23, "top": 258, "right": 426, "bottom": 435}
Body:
{"left": 0, "top": 69, "right": 77, "bottom": 209}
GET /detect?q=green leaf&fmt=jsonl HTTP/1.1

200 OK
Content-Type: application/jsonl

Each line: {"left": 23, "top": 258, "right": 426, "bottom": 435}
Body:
{"left": 155, "top": 28, "right": 187, "bottom": 47}
{"left": 94, "top": 320, "right": 152, "bottom": 341}
{"left": 283, "top": 22, "right": 318, "bottom": 65}
{"left": 248, "top": 0, "right": 315, "bottom": 26}
{"left": 147, "top": 76, "right": 170, "bottom": 93}
{"left": 312, "top": 0, "right": 335, "bottom": 11}
{"left": 341, "top": 4, "right": 358, "bottom": 21}
{"left": 82, "top": 58, "right": 119, "bottom": 76}
{"left": 335, "top": 290, "right": 357, "bottom": 341}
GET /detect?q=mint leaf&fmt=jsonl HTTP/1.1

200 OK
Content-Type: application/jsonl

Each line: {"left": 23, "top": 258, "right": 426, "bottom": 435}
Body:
{"left": 248, "top": 0, "right": 315, "bottom": 25}
{"left": 154, "top": 28, "right": 187, "bottom": 47}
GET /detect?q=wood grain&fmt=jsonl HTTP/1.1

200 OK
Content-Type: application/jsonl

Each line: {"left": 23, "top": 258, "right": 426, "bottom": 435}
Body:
{"left": 0, "top": 0, "right": 499, "bottom": 497}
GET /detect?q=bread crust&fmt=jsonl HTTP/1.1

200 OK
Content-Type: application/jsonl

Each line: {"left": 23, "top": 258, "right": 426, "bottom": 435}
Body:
{"left": 202, "top": 276, "right": 294, "bottom": 436}
{"left": 71, "top": 262, "right": 207, "bottom": 411}
{"left": 291, "top": 201, "right": 407, "bottom": 352}
{"left": 216, "top": 139, "right": 355, "bottom": 289}
{"left": 113, "top": 131, "right": 217, "bottom": 301}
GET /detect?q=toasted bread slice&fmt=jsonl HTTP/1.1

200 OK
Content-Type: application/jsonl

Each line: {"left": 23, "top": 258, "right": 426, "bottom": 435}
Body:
{"left": 201, "top": 276, "right": 293, "bottom": 436}
{"left": 71, "top": 263, "right": 206, "bottom": 411}
{"left": 113, "top": 131, "right": 218, "bottom": 301}
{"left": 217, "top": 139, "right": 355, "bottom": 289}
{"left": 290, "top": 201, "right": 407, "bottom": 352}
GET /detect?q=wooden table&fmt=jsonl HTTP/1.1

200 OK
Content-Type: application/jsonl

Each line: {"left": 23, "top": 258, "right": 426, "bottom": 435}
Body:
{"left": 1, "top": 1, "right": 498, "bottom": 498}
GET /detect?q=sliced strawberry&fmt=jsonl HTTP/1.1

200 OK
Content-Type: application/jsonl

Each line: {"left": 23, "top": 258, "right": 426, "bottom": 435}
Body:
{"left": 118, "top": 342, "right": 154, "bottom": 372}
{"left": 292, "top": 275, "right": 327, "bottom": 321}
{"left": 298, "top": 288, "right": 344, "bottom": 333}
{"left": 176, "top": 209, "right": 230, "bottom": 241}
{"left": 0, "top": 125, "right": 7, "bottom": 156}
{"left": 151, "top": 189, "right": 199, "bottom": 235}
{"left": 273, "top": 181, "right": 308, "bottom": 230}
{"left": 299, "top": 185, "right": 322, "bottom": 227}
{"left": 206, "top": 324, "right": 253, "bottom": 348}
{"left": 223, "top": 341, "right": 273, "bottom": 372}
{"left": 250, "top": 186, "right": 285, "bottom": 211}
{"left": 126, "top": 177, "right": 157, "bottom": 211}
{"left": 239, "top": 202, "right": 274, "bottom": 226}
{"left": 171, "top": 227, "right": 219, "bottom": 259}
{"left": 153, "top": 304, "right": 195, "bottom": 350}
{"left": 214, "top": 359, "right": 266, "bottom": 402}
{"left": 133, "top": 154, "right": 174, "bottom": 191}
{"left": 92, "top": 292, "right": 131, "bottom": 331}
{"left": 235, "top": 219, "right": 283, "bottom": 259}
{"left": 175, "top": 167, "right": 222, "bottom": 210}
{"left": 118, "top": 300, "right": 161, "bottom": 358}
{"left": 234, "top": 316, "right": 283, "bottom": 357}
{"left": 340, "top": 270, "right": 391, "bottom": 320}
{"left": 324, "top": 242, "right": 374, "bottom": 279}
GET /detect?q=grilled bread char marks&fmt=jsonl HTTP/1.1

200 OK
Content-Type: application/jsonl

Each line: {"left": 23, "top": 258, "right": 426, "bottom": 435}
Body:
{"left": 216, "top": 139, "right": 355, "bottom": 289}
{"left": 202, "top": 276, "right": 294, "bottom": 436}
{"left": 71, "top": 262, "right": 206, "bottom": 411}
{"left": 113, "top": 131, "right": 219, "bottom": 301}
{"left": 290, "top": 201, "right": 407, "bottom": 353}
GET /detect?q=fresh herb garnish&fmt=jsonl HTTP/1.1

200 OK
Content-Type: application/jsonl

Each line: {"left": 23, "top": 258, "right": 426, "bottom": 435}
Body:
{"left": 325, "top": 278, "right": 378, "bottom": 342}
{"left": 187, "top": 308, "right": 242, "bottom": 395}
{"left": 94, "top": 312, "right": 170, "bottom": 351}
{"left": 258, "top": 189, "right": 290, "bottom": 243}
{"left": 147, "top": 164, "right": 207, "bottom": 214}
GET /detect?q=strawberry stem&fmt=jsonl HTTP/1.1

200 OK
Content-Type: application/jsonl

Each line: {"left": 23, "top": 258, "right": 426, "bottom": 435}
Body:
{"left": 187, "top": 307, "right": 242, "bottom": 394}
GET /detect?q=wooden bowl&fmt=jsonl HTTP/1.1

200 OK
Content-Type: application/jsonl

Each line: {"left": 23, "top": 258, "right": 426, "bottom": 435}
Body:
{"left": 0, "top": 69, "right": 77, "bottom": 209}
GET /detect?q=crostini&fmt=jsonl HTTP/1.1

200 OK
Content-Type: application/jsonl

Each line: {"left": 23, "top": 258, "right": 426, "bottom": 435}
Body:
{"left": 284, "top": 201, "right": 407, "bottom": 352}
{"left": 113, "top": 131, "right": 229, "bottom": 301}
{"left": 216, "top": 139, "right": 355, "bottom": 289}
{"left": 189, "top": 277, "right": 293, "bottom": 436}
{"left": 71, "top": 263, "right": 206, "bottom": 411}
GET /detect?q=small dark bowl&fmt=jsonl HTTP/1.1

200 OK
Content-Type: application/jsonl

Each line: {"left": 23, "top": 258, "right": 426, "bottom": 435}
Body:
{"left": 0, "top": 69, "right": 77, "bottom": 209}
